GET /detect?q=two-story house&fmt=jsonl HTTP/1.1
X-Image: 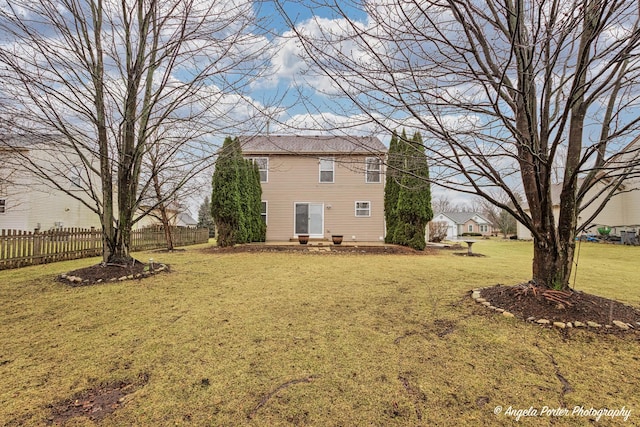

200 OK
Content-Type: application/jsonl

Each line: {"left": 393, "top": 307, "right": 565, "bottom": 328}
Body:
{"left": 241, "top": 135, "right": 387, "bottom": 242}
{"left": 1, "top": 135, "right": 195, "bottom": 232}
{"left": 1, "top": 135, "right": 102, "bottom": 231}
{"left": 516, "top": 135, "right": 640, "bottom": 240}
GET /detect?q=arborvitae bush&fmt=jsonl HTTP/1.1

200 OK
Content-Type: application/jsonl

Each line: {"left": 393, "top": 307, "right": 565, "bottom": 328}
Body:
{"left": 211, "top": 136, "right": 265, "bottom": 246}
{"left": 385, "top": 130, "right": 433, "bottom": 251}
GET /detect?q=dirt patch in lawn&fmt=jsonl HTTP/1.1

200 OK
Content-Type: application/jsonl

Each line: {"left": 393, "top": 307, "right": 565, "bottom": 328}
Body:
{"left": 47, "top": 375, "right": 148, "bottom": 425}
{"left": 480, "top": 284, "right": 640, "bottom": 330}
{"left": 202, "top": 244, "right": 436, "bottom": 255}
{"left": 58, "top": 260, "right": 169, "bottom": 286}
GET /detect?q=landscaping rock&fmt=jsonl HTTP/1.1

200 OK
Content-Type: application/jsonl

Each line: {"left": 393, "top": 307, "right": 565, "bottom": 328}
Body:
{"left": 475, "top": 298, "right": 487, "bottom": 303}
{"left": 613, "top": 320, "right": 630, "bottom": 330}
{"left": 587, "top": 321, "right": 601, "bottom": 328}
{"left": 537, "top": 319, "right": 550, "bottom": 324}
{"left": 553, "top": 322, "right": 566, "bottom": 329}
{"left": 502, "top": 311, "right": 514, "bottom": 318}
{"left": 573, "top": 321, "right": 585, "bottom": 327}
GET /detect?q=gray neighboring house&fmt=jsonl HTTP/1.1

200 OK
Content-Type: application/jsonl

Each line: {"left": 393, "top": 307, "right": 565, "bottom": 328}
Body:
{"left": 431, "top": 212, "right": 493, "bottom": 240}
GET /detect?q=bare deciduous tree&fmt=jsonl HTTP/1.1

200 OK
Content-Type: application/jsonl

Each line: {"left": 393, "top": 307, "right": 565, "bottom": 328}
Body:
{"left": 428, "top": 221, "right": 449, "bottom": 243}
{"left": 278, "top": 0, "right": 640, "bottom": 289}
{"left": 0, "top": 0, "right": 269, "bottom": 262}
{"left": 476, "top": 196, "right": 517, "bottom": 238}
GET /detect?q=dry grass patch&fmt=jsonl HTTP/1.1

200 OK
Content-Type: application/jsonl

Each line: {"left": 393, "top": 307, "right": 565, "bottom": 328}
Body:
{"left": 0, "top": 240, "right": 638, "bottom": 426}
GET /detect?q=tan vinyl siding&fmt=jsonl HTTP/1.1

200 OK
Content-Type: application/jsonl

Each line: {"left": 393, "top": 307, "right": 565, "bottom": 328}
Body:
{"left": 255, "top": 154, "right": 385, "bottom": 241}
{"left": 516, "top": 179, "right": 640, "bottom": 239}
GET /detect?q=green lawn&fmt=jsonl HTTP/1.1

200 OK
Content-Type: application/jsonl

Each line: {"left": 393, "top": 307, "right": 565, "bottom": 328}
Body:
{"left": 0, "top": 240, "right": 638, "bottom": 426}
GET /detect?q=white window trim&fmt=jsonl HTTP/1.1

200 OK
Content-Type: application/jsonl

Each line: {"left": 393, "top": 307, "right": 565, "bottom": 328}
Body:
{"left": 365, "top": 157, "right": 382, "bottom": 183}
{"left": 247, "top": 157, "right": 269, "bottom": 183}
{"left": 355, "top": 201, "right": 371, "bottom": 217}
{"left": 261, "top": 200, "right": 268, "bottom": 224}
{"left": 293, "top": 202, "right": 325, "bottom": 237}
{"left": 319, "top": 157, "right": 335, "bottom": 183}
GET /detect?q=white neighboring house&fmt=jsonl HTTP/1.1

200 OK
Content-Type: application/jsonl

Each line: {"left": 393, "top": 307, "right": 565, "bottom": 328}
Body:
{"left": 516, "top": 137, "right": 640, "bottom": 240}
{"left": 1, "top": 135, "right": 195, "bottom": 232}
{"left": 0, "top": 136, "right": 102, "bottom": 231}
{"left": 431, "top": 212, "right": 493, "bottom": 240}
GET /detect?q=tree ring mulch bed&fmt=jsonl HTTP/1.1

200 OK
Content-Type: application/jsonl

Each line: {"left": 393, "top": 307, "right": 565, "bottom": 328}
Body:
{"left": 58, "top": 259, "right": 169, "bottom": 286}
{"left": 46, "top": 374, "right": 149, "bottom": 425}
{"left": 453, "top": 252, "right": 487, "bottom": 257}
{"left": 476, "top": 283, "right": 640, "bottom": 334}
{"left": 201, "top": 244, "right": 436, "bottom": 255}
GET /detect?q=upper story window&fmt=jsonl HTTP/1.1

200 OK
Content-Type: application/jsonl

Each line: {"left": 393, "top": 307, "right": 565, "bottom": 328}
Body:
{"left": 319, "top": 158, "right": 334, "bottom": 183}
{"left": 0, "top": 199, "right": 5, "bottom": 214}
{"left": 247, "top": 157, "right": 269, "bottom": 182}
{"left": 366, "top": 157, "right": 382, "bottom": 183}
{"left": 69, "top": 173, "right": 81, "bottom": 187}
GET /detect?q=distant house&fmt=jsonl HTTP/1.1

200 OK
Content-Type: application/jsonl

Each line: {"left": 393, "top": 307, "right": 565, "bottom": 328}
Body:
{"left": 240, "top": 135, "right": 387, "bottom": 242}
{"left": 135, "top": 204, "right": 198, "bottom": 229}
{"left": 516, "top": 137, "right": 640, "bottom": 240}
{"left": 1, "top": 135, "right": 195, "bottom": 232}
{"left": 431, "top": 212, "right": 493, "bottom": 240}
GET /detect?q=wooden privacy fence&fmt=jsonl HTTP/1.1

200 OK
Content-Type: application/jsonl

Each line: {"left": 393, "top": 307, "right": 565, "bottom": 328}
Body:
{"left": 0, "top": 227, "right": 209, "bottom": 270}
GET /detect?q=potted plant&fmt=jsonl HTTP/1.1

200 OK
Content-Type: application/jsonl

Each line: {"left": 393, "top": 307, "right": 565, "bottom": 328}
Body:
{"left": 298, "top": 234, "right": 309, "bottom": 245}
{"left": 597, "top": 226, "right": 611, "bottom": 237}
{"left": 332, "top": 235, "right": 343, "bottom": 245}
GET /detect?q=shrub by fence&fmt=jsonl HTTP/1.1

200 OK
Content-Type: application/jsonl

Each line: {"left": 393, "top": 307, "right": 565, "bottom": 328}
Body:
{"left": 0, "top": 227, "right": 209, "bottom": 270}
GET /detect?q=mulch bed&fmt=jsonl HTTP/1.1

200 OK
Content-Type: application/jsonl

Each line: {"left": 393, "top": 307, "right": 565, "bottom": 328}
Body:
{"left": 201, "top": 244, "right": 436, "bottom": 255}
{"left": 481, "top": 284, "right": 640, "bottom": 327}
{"left": 58, "top": 260, "right": 168, "bottom": 286}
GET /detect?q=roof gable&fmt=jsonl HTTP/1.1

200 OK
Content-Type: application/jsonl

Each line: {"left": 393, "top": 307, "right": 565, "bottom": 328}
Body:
{"left": 435, "top": 212, "right": 490, "bottom": 225}
{"left": 239, "top": 135, "right": 387, "bottom": 155}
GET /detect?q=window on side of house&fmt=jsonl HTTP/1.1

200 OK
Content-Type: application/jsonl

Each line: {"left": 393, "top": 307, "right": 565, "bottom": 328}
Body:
{"left": 355, "top": 201, "right": 371, "bottom": 217}
{"left": 261, "top": 201, "right": 267, "bottom": 224}
{"left": 468, "top": 224, "right": 473, "bottom": 232}
{"left": 69, "top": 173, "right": 81, "bottom": 187}
{"left": 319, "top": 158, "right": 334, "bottom": 183}
{"left": 247, "top": 157, "right": 269, "bottom": 182}
{"left": 0, "top": 198, "right": 5, "bottom": 214}
{"left": 480, "top": 224, "right": 488, "bottom": 233}
{"left": 365, "top": 157, "right": 382, "bottom": 183}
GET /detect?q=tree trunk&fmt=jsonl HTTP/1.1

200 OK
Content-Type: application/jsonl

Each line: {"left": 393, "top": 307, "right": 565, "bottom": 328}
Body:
{"left": 532, "top": 232, "right": 575, "bottom": 290}
{"left": 151, "top": 161, "right": 175, "bottom": 251}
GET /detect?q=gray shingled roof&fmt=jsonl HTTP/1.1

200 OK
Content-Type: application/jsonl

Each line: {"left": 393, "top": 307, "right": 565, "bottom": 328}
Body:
{"left": 240, "top": 135, "right": 387, "bottom": 155}
{"left": 436, "top": 212, "right": 490, "bottom": 225}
